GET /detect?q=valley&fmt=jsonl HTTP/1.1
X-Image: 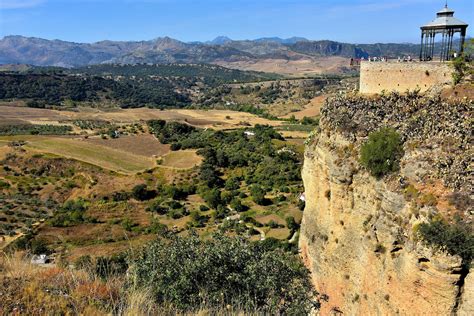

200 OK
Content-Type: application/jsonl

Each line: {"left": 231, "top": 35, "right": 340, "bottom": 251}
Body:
{"left": 0, "top": 30, "right": 471, "bottom": 314}
{"left": 0, "top": 100, "right": 312, "bottom": 262}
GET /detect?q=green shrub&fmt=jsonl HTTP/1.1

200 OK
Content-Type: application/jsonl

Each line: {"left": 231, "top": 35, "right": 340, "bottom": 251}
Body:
{"left": 127, "top": 234, "right": 317, "bottom": 314}
{"left": 360, "top": 128, "right": 404, "bottom": 178}
{"left": 416, "top": 217, "right": 473, "bottom": 267}
{"left": 451, "top": 56, "right": 469, "bottom": 85}
{"left": 49, "top": 199, "right": 88, "bottom": 227}
{"left": 30, "top": 238, "right": 50, "bottom": 255}
{"left": 250, "top": 185, "right": 268, "bottom": 205}
{"left": 0, "top": 180, "right": 10, "bottom": 189}
{"left": 74, "top": 255, "right": 93, "bottom": 270}
{"left": 95, "top": 253, "right": 128, "bottom": 279}
{"left": 132, "top": 184, "right": 157, "bottom": 201}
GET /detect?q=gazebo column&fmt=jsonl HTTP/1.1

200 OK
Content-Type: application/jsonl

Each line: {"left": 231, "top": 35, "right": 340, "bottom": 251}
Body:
{"left": 440, "top": 30, "right": 445, "bottom": 61}
{"left": 420, "top": 32, "right": 425, "bottom": 60}
{"left": 430, "top": 31, "right": 436, "bottom": 59}
{"left": 459, "top": 28, "right": 466, "bottom": 54}
{"left": 447, "top": 29, "right": 454, "bottom": 60}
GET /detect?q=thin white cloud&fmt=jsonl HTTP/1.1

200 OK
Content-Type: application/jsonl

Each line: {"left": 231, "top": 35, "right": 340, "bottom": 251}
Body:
{"left": 0, "top": 0, "right": 45, "bottom": 9}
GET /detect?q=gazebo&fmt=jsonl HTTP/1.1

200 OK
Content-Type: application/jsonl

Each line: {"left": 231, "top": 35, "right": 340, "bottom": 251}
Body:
{"left": 420, "top": 4, "right": 468, "bottom": 61}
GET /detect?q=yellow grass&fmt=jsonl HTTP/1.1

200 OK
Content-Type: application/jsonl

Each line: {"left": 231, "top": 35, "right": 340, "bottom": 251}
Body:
{"left": 279, "top": 130, "right": 310, "bottom": 138}
{"left": 0, "top": 144, "right": 12, "bottom": 160}
{"left": 86, "top": 134, "right": 170, "bottom": 157}
{"left": 160, "top": 150, "right": 203, "bottom": 169}
{"left": 0, "top": 105, "right": 284, "bottom": 130}
{"left": 282, "top": 95, "right": 326, "bottom": 119}
{"left": 0, "top": 136, "right": 155, "bottom": 174}
{"left": 266, "top": 228, "right": 291, "bottom": 240}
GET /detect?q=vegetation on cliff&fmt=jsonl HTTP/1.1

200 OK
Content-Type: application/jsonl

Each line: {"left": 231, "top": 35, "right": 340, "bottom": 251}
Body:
{"left": 360, "top": 128, "right": 403, "bottom": 178}
{"left": 417, "top": 217, "right": 473, "bottom": 267}
{"left": 321, "top": 92, "right": 473, "bottom": 192}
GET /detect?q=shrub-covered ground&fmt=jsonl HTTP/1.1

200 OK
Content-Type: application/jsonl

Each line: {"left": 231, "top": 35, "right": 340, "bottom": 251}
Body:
{"left": 320, "top": 92, "right": 473, "bottom": 192}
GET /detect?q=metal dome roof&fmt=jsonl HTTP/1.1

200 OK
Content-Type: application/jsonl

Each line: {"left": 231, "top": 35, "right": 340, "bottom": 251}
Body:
{"left": 437, "top": 5, "right": 455, "bottom": 16}
{"left": 421, "top": 5, "right": 468, "bottom": 29}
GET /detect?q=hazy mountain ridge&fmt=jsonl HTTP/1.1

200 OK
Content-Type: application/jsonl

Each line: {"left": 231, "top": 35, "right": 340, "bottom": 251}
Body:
{"left": 0, "top": 35, "right": 421, "bottom": 68}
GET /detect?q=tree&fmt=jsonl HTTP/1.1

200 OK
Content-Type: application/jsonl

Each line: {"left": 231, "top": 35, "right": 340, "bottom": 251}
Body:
{"left": 286, "top": 216, "right": 299, "bottom": 232}
{"left": 230, "top": 198, "right": 247, "bottom": 213}
{"left": 132, "top": 184, "right": 156, "bottom": 201}
{"left": 203, "top": 188, "right": 222, "bottom": 209}
{"left": 199, "top": 163, "right": 221, "bottom": 188}
{"left": 452, "top": 56, "right": 469, "bottom": 85}
{"left": 250, "top": 185, "right": 267, "bottom": 205}
{"left": 360, "top": 128, "right": 404, "bottom": 178}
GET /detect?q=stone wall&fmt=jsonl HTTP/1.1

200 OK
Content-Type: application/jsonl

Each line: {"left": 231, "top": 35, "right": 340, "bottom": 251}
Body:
{"left": 359, "top": 62, "right": 453, "bottom": 94}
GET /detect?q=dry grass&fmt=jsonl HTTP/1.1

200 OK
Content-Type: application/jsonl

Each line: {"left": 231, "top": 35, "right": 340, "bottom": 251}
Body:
{"left": 266, "top": 228, "right": 291, "bottom": 239}
{"left": 86, "top": 134, "right": 170, "bottom": 157}
{"left": 279, "top": 130, "right": 311, "bottom": 138}
{"left": 160, "top": 150, "right": 203, "bottom": 169}
{"left": 0, "top": 253, "right": 120, "bottom": 315}
{"left": 0, "top": 135, "right": 155, "bottom": 174}
{"left": 282, "top": 95, "right": 326, "bottom": 119}
{"left": 0, "top": 254, "right": 264, "bottom": 315}
{"left": 0, "top": 144, "right": 12, "bottom": 160}
{"left": 0, "top": 105, "right": 283, "bottom": 130}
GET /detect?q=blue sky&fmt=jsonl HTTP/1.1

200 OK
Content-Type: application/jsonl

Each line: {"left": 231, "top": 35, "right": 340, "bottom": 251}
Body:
{"left": 0, "top": 0, "right": 473, "bottom": 43}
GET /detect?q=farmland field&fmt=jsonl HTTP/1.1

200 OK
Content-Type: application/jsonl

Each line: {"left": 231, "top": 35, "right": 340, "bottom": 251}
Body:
{"left": 0, "top": 104, "right": 310, "bottom": 274}
{"left": 0, "top": 135, "right": 156, "bottom": 174}
{"left": 85, "top": 134, "right": 170, "bottom": 157}
{"left": 159, "top": 150, "right": 203, "bottom": 169}
{"left": 0, "top": 104, "right": 285, "bottom": 130}
{"left": 282, "top": 95, "right": 326, "bottom": 119}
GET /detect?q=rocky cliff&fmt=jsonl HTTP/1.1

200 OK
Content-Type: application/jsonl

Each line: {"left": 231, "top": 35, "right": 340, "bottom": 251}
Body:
{"left": 299, "top": 93, "right": 473, "bottom": 315}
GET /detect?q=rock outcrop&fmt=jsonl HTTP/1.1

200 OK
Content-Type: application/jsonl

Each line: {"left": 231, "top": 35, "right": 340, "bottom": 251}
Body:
{"left": 300, "top": 93, "right": 473, "bottom": 315}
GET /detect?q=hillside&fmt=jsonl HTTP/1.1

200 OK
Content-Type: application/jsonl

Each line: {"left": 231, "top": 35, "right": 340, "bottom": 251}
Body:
{"left": 0, "top": 64, "right": 353, "bottom": 117}
{"left": 0, "top": 35, "right": 421, "bottom": 74}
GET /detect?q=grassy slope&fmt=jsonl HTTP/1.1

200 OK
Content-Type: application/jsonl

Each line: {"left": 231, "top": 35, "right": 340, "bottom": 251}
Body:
{"left": 0, "top": 136, "right": 155, "bottom": 174}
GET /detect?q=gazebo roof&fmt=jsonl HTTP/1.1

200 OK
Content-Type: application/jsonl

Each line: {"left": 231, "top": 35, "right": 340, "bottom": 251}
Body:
{"left": 421, "top": 5, "right": 468, "bottom": 29}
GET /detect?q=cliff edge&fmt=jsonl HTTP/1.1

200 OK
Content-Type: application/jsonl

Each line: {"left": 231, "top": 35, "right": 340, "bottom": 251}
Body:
{"left": 299, "top": 92, "right": 473, "bottom": 315}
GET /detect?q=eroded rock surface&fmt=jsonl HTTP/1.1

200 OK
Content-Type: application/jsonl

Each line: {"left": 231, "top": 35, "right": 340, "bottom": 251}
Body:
{"left": 300, "top": 94, "right": 472, "bottom": 315}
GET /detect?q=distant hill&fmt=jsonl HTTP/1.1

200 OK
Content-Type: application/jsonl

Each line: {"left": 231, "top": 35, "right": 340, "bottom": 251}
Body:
{"left": 0, "top": 35, "right": 421, "bottom": 71}
{"left": 0, "top": 63, "right": 280, "bottom": 109}
{"left": 290, "top": 41, "right": 420, "bottom": 58}
{"left": 206, "top": 36, "right": 233, "bottom": 45}
{"left": 254, "top": 37, "right": 309, "bottom": 44}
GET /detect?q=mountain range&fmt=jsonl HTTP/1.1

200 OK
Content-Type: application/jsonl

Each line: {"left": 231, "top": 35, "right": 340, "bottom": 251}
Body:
{"left": 0, "top": 35, "right": 422, "bottom": 69}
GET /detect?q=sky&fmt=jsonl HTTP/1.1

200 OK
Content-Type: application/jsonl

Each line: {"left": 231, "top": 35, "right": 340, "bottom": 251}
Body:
{"left": 0, "top": 0, "right": 473, "bottom": 44}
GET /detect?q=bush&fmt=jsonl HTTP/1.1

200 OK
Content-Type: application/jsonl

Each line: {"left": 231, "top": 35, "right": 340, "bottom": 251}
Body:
{"left": 30, "top": 238, "right": 50, "bottom": 255}
{"left": 49, "top": 199, "right": 88, "bottom": 227}
{"left": 360, "top": 128, "right": 404, "bottom": 178}
{"left": 127, "top": 234, "right": 317, "bottom": 314}
{"left": 452, "top": 56, "right": 469, "bottom": 85}
{"left": 416, "top": 217, "right": 473, "bottom": 267}
{"left": 95, "top": 254, "right": 128, "bottom": 279}
{"left": 250, "top": 185, "right": 268, "bottom": 206}
{"left": 132, "top": 184, "right": 156, "bottom": 201}
{"left": 0, "top": 180, "right": 10, "bottom": 189}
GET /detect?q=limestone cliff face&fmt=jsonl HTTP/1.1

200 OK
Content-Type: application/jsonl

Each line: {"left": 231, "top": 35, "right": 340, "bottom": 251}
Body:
{"left": 299, "top": 94, "right": 473, "bottom": 315}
